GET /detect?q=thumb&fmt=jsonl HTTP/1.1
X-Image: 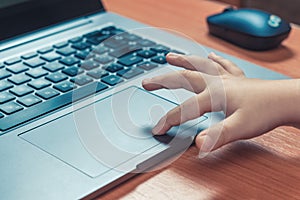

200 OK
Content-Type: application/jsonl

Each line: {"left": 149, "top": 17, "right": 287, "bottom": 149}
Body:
{"left": 195, "top": 114, "right": 241, "bottom": 157}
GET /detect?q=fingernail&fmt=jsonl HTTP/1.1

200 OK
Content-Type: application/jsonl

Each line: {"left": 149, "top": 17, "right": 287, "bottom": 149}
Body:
{"left": 152, "top": 120, "right": 164, "bottom": 135}
{"left": 142, "top": 78, "right": 151, "bottom": 84}
{"left": 167, "top": 53, "right": 179, "bottom": 59}
{"left": 208, "top": 52, "right": 217, "bottom": 59}
{"left": 197, "top": 135, "right": 214, "bottom": 158}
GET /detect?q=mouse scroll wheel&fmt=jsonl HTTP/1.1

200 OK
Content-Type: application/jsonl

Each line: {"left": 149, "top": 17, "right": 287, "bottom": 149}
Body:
{"left": 223, "top": 7, "right": 235, "bottom": 12}
{"left": 268, "top": 15, "right": 282, "bottom": 28}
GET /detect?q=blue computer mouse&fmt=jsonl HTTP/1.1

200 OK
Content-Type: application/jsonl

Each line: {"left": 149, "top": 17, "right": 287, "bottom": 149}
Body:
{"left": 207, "top": 7, "right": 291, "bottom": 51}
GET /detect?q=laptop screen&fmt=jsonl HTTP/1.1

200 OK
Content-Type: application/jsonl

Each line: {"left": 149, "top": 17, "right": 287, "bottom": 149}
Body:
{"left": 0, "top": 0, "right": 29, "bottom": 9}
{"left": 0, "top": 0, "right": 104, "bottom": 41}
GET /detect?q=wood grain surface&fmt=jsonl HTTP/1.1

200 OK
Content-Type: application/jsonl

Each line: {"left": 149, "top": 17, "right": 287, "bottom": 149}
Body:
{"left": 97, "top": 0, "right": 300, "bottom": 199}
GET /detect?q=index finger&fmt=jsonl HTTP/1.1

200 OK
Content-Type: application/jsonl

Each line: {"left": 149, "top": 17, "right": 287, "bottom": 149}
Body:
{"left": 152, "top": 90, "right": 212, "bottom": 135}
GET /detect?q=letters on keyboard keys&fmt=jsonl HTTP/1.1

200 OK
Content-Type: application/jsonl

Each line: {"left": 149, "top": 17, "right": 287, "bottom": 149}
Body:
{"left": 59, "top": 56, "right": 80, "bottom": 66}
{"left": 28, "top": 79, "right": 52, "bottom": 90}
{"left": 87, "top": 69, "right": 109, "bottom": 79}
{"left": 0, "top": 102, "right": 23, "bottom": 115}
{"left": 26, "top": 68, "right": 48, "bottom": 79}
{"left": 56, "top": 47, "right": 76, "bottom": 56}
{"left": 70, "top": 75, "right": 93, "bottom": 86}
{"left": 43, "top": 62, "right": 65, "bottom": 72}
{"left": 137, "top": 61, "right": 158, "bottom": 71}
{"left": 46, "top": 73, "right": 68, "bottom": 83}
{"left": 6, "top": 63, "right": 29, "bottom": 74}
{"left": 0, "top": 92, "right": 15, "bottom": 104}
{"left": 101, "top": 75, "right": 123, "bottom": 86}
{"left": 54, "top": 81, "right": 76, "bottom": 93}
{"left": 40, "top": 52, "right": 62, "bottom": 62}
{"left": 17, "top": 95, "right": 42, "bottom": 107}
{"left": 62, "top": 67, "right": 84, "bottom": 77}
{"left": 0, "top": 69, "right": 12, "bottom": 80}
{"left": 8, "top": 74, "right": 31, "bottom": 85}
{"left": 24, "top": 58, "right": 46, "bottom": 68}
{"left": 9, "top": 85, "right": 34, "bottom": 97}
{"left": 117, "top": 68, "right": 144, "bottom": 79}
{"left": 0, "top": 80, "right": 13, "bottom": 92}
{"left": 36, "top": 88, "right": 60, "bottom": 100}
{"left": 118, "top": 54, "right": 143, "bottom": 66}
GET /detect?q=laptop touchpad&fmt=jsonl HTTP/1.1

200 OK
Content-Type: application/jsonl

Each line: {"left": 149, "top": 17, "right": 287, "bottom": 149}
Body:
{"left": 20, "top": 87, "right": 205, "bottom": 177}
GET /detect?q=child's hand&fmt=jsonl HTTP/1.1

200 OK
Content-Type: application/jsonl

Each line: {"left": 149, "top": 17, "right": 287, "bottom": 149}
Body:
{"left": 142, "top": 53, "right": 300, "bottom": 153}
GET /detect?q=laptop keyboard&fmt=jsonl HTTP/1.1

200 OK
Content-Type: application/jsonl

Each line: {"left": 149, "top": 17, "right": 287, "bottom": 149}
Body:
{"left": 0, "top": 26, "right": 183, "bottom": 133}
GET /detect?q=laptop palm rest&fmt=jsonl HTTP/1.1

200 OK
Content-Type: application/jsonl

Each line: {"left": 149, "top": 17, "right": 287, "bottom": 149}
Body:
{"left": 19, "top": 87, "right": 206, "bottom": 178}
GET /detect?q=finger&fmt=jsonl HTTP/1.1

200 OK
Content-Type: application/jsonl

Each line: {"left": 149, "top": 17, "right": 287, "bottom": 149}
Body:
{"left": 142, "top": 70, "right": 209, "bottom": 93}
{"left": 152, "top": 90, "right": 212, "bottom": 135}
{"left": 208, "top": 52, "right": 245, "bottom": 76}
{"left": 195, "top": 113, "right": 243, "bottom": 155}
{"left": 166, "top": 53, "right": 227, "bottom": 75}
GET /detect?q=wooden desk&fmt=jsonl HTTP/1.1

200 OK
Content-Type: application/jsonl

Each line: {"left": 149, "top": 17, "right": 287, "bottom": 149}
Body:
{"left": 99, "top": 0, "right": 300, "bottom": 199}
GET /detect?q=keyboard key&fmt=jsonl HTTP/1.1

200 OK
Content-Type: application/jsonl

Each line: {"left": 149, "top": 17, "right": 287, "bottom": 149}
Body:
{"left": 105, "top": 63, "right": 124, "bottom": 73}
{"left": 151, "top": 55, "right": 167, "bottom": 64}
{"left": 86, "top": 35, "right": 110, "bottom": 45}
{"left": 4, "top": 57, "right": 21, "bottom": 65}
{"left": 109, "top": 46, "right": 139, "bottom": 58}
{"left": 43, "top": 62, "right": 64, "bottom": 72}
{"left": 118, "top": 54, "right": 143, "bottom": 66}
{"left": 150, "top": 45, "right": 170, "bottom": 53}
{"left": 46, "top": 72, "right": 68, "bottom": 83}
{"left": 94, "top": 55, "right": 114, "bottom": 64}
{"left": 122, "top": 33, "right": 142, "bottom": 41}
{"left": 24, "top": 58, "right": 46, "bottom": 68}
{"left": 17, "top": 95, "right": 42, "bottom": 107}
{"left": 81, "top": 60, "right": 100, "bottom": 70}
{"left": 28, "top": 79, "right": 51, "bottom": 90}
{"left": 54, "top": 81, "right": 76, "bottom": 93}
{"left": 103, "top": 38, "right": 127, "bottom": 49}
{"left": 87, "top": 69, "right": 109, "bottom": 79}
{"left": 38, "top": 46, "right": 53, "bottom": 54}
{"left": 40, "top": 52, "right": 62, "bottom": 62}
{"left": 93, "top": 46, "right": 109, "bottom": 55}
{"left": 62, "top": 66, "right": 84, "bottom": 77}
{"left": 36, "top": 88, "right": 59, "bottom": 100}
{"left": 71, "top": 42, "right": 91, "bottom": 51}
{"left": 70, "top": 75, "right": 93, "bottom": 86}
{"left": 0, "top": 102, "right": 23, "bottom": 115}
{"left": 137, "top": 61, "right": 158, "bottom": 71}
{"left": 6, "top": 63, "right": 29, "bottom": 74}
{"left": 10, "top": 85, "right": 34, "bottom": 97}
{"left": 8, "top": 74, "right": 31, "bottom": 85}
{"left": 21, "top": 52, "right": 38, "bottom": 60}
{"left": 26, "top": 68, "right": 48, "bottom": 78}
{"left": 0, "top": 80, "right": 13, "bottom": 92}
{"left": 117, "top": 68, "right": 144, "bottom": 79}
{"left": 53, "top": 41, "right": 69, "bottom": 49}
{"left": 138, "top": 39, "right": 156, "bottom": 47}
{"left": 69, "top": 37, "right": 83, "bottom": 43}
{"left": 56, "top": 47, "right": 76, "bottom": 56}
{"left": 0, "top": 92, "right": 15, "bottom": 104}
{"left": 59, "top": 56, "right": 80, "bottom": 66}
{"left": 75, "top": 50, "right": 93, "bottom": 60}
{"left": 0, "top": 82, "right": 108, "bottom": 131}
{"left": 137, "top": 49, "right": 156, "bottom": 58}
{"left": 102, "top": 75, "right": 123, "bottom": 86}
{"left": 0, "top": 69, "right": 11, "bottom": 80}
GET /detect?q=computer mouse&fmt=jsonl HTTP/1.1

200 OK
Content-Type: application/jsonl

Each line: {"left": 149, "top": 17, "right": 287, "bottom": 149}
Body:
{"left": 207, "top": 7, "right": 291, "bottom": 51}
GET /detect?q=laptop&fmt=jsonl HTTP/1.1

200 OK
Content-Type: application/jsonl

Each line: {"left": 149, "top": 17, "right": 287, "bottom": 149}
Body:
{"left": 0, "top": 0, "right": 288, "bottom": 199}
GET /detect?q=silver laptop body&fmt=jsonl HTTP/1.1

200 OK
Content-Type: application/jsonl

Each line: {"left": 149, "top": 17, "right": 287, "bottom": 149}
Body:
{"left": 0, "top": 0, "right": 287, "bottom": 199}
